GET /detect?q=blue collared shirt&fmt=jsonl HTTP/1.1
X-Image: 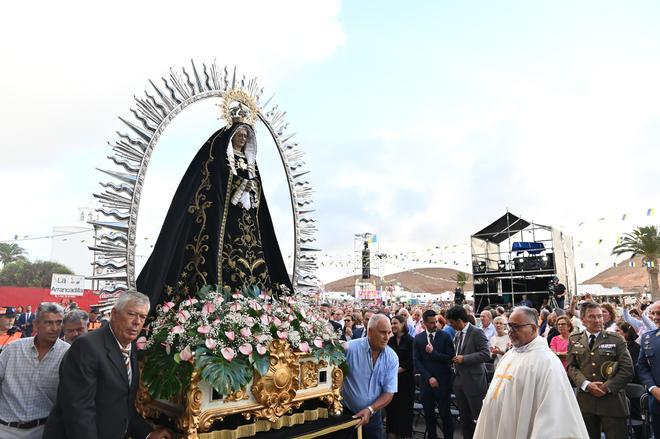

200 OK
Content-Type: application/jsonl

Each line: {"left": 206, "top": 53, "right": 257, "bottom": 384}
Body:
{"left": 341, "top": 337, "right": 398, "bottom": 414}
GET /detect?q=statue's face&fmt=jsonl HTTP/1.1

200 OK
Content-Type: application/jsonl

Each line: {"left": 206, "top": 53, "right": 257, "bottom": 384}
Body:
{"left": 232, "top": 127, "right": 248, "bottom": 150}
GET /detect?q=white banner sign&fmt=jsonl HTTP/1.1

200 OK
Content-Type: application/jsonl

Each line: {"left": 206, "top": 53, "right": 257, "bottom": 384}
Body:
{"left": 50, "top": 274, "right": 85, "bottom": 296}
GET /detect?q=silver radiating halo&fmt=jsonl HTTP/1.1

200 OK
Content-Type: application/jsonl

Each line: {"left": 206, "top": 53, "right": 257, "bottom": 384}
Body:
{"left": 90, "top": 61, "right": 319, "bottom": 307}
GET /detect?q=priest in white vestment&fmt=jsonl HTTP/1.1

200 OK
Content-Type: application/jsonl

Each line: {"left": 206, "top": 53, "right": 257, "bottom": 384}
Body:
{"left": 474, "top": 307, "right": 588, "bottom": 439}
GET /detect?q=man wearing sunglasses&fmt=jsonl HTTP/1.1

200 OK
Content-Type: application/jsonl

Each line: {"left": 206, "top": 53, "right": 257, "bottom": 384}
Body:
{"left": 475, "top": 307, "right": 588, "bottom": 438}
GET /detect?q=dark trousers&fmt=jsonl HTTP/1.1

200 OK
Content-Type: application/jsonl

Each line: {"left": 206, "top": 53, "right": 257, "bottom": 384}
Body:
{"left": 452, "top": 386, "right": 482, "bottom": 439}
{"left": 652, "top": 410, "right": 660, "bottom": 439}
{"left": 362, "top": 411, "right": 384, "bottom": 439}
{"left": 421, "top": 386, "right": 453, "bottom": 439}
{"left": 581, "top": 413, "right": 626, "bottom": 439}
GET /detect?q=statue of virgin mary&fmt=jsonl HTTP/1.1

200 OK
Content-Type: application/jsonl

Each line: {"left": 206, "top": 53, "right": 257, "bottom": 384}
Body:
{"left": 137, "top": 97, "right": 292, "bottom": 306}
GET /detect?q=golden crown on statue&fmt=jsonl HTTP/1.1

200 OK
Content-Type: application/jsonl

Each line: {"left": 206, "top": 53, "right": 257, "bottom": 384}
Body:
{"left": 221, "top": 88, "right": 259, "bottom": 126}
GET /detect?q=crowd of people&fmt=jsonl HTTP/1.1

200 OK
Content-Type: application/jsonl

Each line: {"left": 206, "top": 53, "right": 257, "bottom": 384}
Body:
{"left": 335, "top": 293, "right": 660, "bottom": 439}
{"left": 0, "top": 291, "right": 658, "bottom": 439}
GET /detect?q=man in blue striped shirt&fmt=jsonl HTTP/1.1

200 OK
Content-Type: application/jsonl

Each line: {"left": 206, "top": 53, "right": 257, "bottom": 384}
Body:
{"left": 341, "top": 314, "right": 398, "bottom": 439}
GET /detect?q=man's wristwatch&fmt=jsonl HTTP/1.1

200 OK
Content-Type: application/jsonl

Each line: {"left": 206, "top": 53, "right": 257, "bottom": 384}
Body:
{"left": 367, "top": 406, "right": 374, "bottom": 415}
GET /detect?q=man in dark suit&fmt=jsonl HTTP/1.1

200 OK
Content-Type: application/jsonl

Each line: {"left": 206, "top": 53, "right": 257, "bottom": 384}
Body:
{"left": 446, "top": 305, "right": 490, "bottom": 439}
{"left": 43, "top": 291, "right": 171, "bottom": 439}
{"left": 638, "top": 300, "right": 660, "bottom": 438}
{"left": 413, "top": 309, "right": 455, "bottom": 439}
{"left": 15, "top": 305, "right": 35, "bottom": 337}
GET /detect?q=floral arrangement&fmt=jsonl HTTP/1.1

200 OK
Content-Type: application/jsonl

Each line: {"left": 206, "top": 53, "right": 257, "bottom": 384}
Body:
{"left": 140, "top": 284, "right": 344, "bottom": 400}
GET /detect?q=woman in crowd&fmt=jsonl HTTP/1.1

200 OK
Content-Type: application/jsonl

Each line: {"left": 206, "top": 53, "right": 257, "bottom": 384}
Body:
{"left": 600, "top": 303, "right": 617, "bottom": 333}
{"left": 489, "top": 315, "right": 510, "bottom": 369}
{"left": 351, "top": 312, "right": 364, "bottom": 339}
{"left": 616, "top": 321, "right": 640, "bottom": 383}
{"left": 550, "top": 315, "right": 572, "bottom": 368}
{"left": 341, "top": 314, "right": 355, "bottom": 341}
{"left": 386, "top": 315, "right": 415, "bottom": 439}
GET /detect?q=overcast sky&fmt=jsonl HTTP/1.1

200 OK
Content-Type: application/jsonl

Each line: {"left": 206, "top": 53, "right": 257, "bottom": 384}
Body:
{"left": 2, "top": 0, "right": 659, "bottom": 284}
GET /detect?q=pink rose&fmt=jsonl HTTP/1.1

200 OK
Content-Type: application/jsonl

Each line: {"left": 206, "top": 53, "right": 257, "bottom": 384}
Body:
{"left": 256, "top": 344, "right": 267, "bottom": 355}
{"left": 225, "top": 331, "right": 235, "bottom": 341}
{"left": 273, "top": 316, "right": 282, "bottom": 327}
{"left": 179, "top": 345, "right": 193, "bottom": 362}
{"left": 239, "top": 343, "right": 253, "bottom": 356}
{"left": 260, "top": 314, "right": 270, "bottom": 325}
{"left": 240, "top": 327, "right": 252, "bottom": 338}
{"left": 232, "top": 293, "right": 242, "bottom": 299}
{"left": 288, "top": 314, "right": 295, "bottom": 321}
{"left": 161, "top": 301, "right": 175, "bottom": 313}
{"left": 277, "top": 330, "right": 288, "bottom": 340}
{"left": 221, "top": 347, "right": 236, "bottom": 362}
{"left": 314, "top": 337, "right": 323, "bottom": 348}
{"left": 214, "top": 296, "right": 224, "bottom": 305}
{"left": 182, "top": 298, "right": 198, "bottom": 306}
{"left": 229, "top": 303, "right": 242, "bottom": 312}
{"left": 205, "top": 338, "right": 218, "bottom": 350}
{"left": 197, "top": 325, "right": 211, "bottom": 334}
{"left": 246, "top": 317, "right": 256, "bottom": 326}
{"left": 299, "top": 341, "right": 310, "bottom": 352}
{"left": 172, "top": 325, "right": 184, "bottom": 335}
{"left": 213, "top": 318, "right": 221, "bottom": 325}
{"left": 257, "top": 334, "right": 269, "bottom": 343}
{"left": 136, "top": 336, "right": 148, "bottom": 350}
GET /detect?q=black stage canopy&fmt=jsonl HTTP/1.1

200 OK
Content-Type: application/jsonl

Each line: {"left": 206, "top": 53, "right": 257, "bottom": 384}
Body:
{"left": 472, "top": 212, "right": 538, "bottom": 244}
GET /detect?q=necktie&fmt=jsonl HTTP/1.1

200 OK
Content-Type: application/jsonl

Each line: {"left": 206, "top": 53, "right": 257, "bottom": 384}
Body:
{"left": 588, "top": 334, "right": 596, "bottom": 350}
{"left": 120, "top": 347, "right": 132, "bottom": 383}
{"left": 428, "top": 332, "right": 434, "bottom": 344}
{"left": 455, "top": 331, "right": 464, "bottom": 355}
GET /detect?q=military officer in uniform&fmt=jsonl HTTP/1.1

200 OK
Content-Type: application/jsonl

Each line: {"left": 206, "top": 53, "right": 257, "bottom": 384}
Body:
{"left": 567, "top": 300, "right": 633, "bottom": 439}
{"left": 637, "top": 300, "right": 660, "bottom": 438}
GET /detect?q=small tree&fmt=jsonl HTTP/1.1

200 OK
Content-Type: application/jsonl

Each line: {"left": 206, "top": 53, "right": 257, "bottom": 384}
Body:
{"left": 0, "top": 243, "right": 27, "bottom": 266}
{"left": 612, "top": 225, "right": 660, "bottom": 302}
{"left": 0, "top": 260, "right": 74, "bottom": 288}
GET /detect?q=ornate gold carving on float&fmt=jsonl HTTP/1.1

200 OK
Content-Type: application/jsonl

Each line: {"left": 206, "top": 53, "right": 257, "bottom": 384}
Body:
{"left": 223, "top": 388, "right": 250, "bottom": 403}
{"left": 319, "top": 367, "right": 344, "bottom": 416}
{"left": 300, "top": 361, "right": 319, "bottom": 389}
{"left": 249, "top": 340, "right": 302, "bottom": 422}
{"left": 178, "top": 370, "right": 203, "bottom": 439}
{"left": 136, "top": 340, "right": 344, "bottom": 438}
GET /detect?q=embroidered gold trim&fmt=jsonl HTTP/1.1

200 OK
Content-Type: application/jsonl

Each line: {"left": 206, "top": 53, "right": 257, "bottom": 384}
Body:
{"left": 182, "top": 147, "right": 214, "bottom": 288}
{"left": 217, "top": 169, "right": 234, "bottom": 286}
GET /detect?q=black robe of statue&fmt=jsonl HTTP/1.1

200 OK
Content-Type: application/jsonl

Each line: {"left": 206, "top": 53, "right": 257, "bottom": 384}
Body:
{"left": 136, "top": 124, "right": 292, "bottom": 307}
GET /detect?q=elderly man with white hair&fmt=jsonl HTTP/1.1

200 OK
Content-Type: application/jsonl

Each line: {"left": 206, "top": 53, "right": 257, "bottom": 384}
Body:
{"left": 341, "top": 313, "right": 398, "bottom": 439}
{"left": 474, "top": 306, "right": 589, "bottom": 439}
{"left": 44, "top": 291, "right": 172, "bottom": 439}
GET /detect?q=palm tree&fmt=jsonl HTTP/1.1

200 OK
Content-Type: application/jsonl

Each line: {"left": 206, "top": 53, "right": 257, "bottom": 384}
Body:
{"left": 453, "top": 271, "right": 468, "bottom": 290}
{"left": 612, "top": 225, "right": 660, "bottom": 301}
{"left": 0, "top": 243, "right": 26, "bottom": 266}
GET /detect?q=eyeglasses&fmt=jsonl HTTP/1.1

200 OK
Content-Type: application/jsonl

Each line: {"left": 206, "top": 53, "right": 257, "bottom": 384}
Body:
{"left": 507, "top": 323, "right": 533, "bottom": 331}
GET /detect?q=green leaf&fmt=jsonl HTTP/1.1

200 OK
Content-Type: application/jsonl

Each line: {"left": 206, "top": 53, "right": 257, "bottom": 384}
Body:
{"left": 196, "top": 354, "right": 252, "bottom": 396}
{"left": 198, "top": 284, "right": 214, "bottom": 299}
{"left": 143, "top": 347, "right": 193, "bottom": 400}
{"left": 251, "top": 352, "right": 270, "bottom": 376}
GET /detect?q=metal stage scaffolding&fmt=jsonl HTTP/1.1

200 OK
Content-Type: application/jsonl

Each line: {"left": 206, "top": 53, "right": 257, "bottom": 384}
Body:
{"left": 470, "top": 212, "right": 576, "bottom": 311}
